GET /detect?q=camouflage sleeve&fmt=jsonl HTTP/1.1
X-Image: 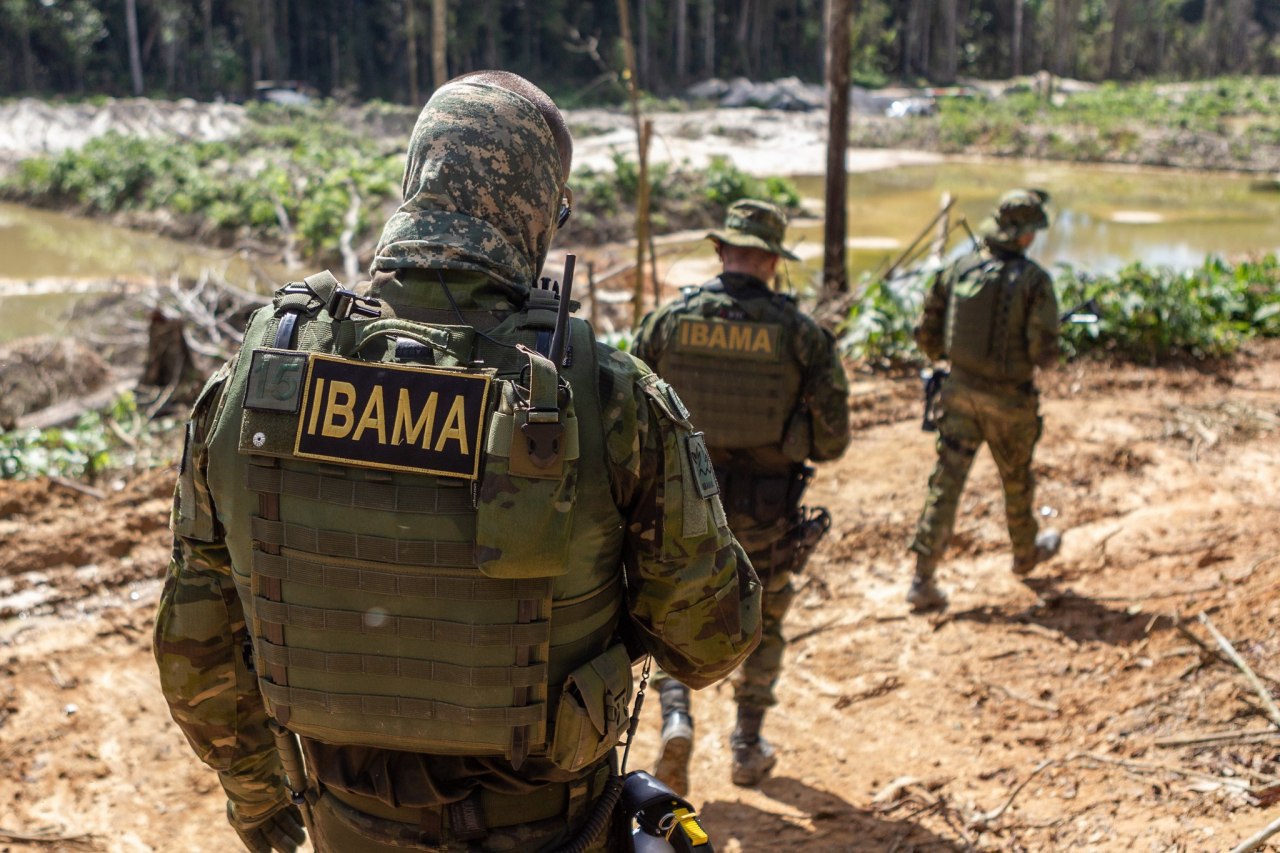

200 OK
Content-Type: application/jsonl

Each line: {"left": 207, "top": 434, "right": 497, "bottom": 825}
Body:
{"left": 629, "top": 307, "right": 664, "bottom": 368}
{"left": 799, "top": 322, "right": 852, "bottom": 462}
{"left": 153, "top": 362, "right": 290, "bottom": 823}
{"left": 913, "top": 266, "right": 950, "bottom": 362}
{"left": 597, "top": 344, "right": 762, "bottom": 689}
{"left": 1026, "top": 265, "right": 1061, "bottom": 369}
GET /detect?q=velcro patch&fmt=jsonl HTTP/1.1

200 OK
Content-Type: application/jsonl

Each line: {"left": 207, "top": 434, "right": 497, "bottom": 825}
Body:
{"left": 294, "top": 354, "right": 491, "bottom": 479}
{"left": 685, "top": 431, "right": 720, "bottom": 498}
{"left": 245, "top": 349, "right": 308, "bottom": 413}
{"left": 673, "top": 317, "right": 781, "bottom": 362}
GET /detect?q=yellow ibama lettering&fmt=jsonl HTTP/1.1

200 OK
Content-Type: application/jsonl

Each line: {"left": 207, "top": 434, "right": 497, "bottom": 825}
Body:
{"left": 352, "top": 386, "right": 387, "bottom": 444}
{"left": 433, "top": 395, "right": 470, "bottom": 454}
{"left": 752, "top": 328, "right": 773, "bottom": 353}
{"left": 306, "top": 378, "right": 326, "bottom": 434}
{"left": 728, "top": 324, "right": 753, "bottom": 351}
{"left": 321, "top": 381, "right": 357, "bottom": 438}
{"left": 690, "top": 323, "right": 709, "bottom": 347}
{"left": 679, "top": 322, "right": 690, "bottom": 346}
{"left": 392, "top": 389, "right": 438, "bottom": 448}
{"left": 707, "top": 324, "right": 728, "bottom": 350}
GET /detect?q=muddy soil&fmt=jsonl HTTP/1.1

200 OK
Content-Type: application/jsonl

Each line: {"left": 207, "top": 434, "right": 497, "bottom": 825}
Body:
{"left": 3, "top": 344, "right": 1280, "bottom": 852}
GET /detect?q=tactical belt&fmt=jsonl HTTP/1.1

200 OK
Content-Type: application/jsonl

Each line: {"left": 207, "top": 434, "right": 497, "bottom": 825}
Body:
{"left": 320, "top": 762, "right": 611, "bottom": 845}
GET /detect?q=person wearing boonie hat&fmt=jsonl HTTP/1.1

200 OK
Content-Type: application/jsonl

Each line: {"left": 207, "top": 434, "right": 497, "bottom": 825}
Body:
{"left": 632, "top": 198, "right": 851, "bottom": 795}
{"left": 905, "top": 187, "right": 1063, "bottom": 615}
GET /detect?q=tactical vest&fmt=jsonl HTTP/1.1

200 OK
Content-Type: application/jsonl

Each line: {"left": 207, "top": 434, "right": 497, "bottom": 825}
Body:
{"left": 943, "top": 251, "right": 1037, "bottom": 384}
{"left": 652, "top": 281, "right": 805, "bottom": 455}
{"left": 203, "top": 272, "right": 629, "bottom": 770}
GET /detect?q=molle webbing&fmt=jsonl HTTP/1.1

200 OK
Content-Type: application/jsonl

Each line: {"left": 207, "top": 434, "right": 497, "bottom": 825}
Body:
{"left": 258, "top": 683, "right": 546, "bottom": 727}
{"left": 249, "top": 517, "right": 477, "bottom": 567}
{"left": 252, "top": 552, "right": 541, "bottom": 599}
{"left": 658, "top": 351, "right": 794, "bottom": 448}
{"left": 253, "top": 598, "right": 551, "bottom": 645}
{"left": 255, "top": 642, "right": 549, "bottom": 687}
{"left": 246, "top": 462, "right": 475, "bottom": 514}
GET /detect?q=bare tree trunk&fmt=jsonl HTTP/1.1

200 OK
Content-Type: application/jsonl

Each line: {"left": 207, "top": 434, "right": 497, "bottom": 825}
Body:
{"left": 1106, "top": 0, "right": 1127, "bottom": 77}
{"left": 432, "top": 0, "right": 448, "bottom": 90}
{"left": 261, "top": 0, "right": 279, "bottom": 80}
{"left": 939, "top": 0, "right": 957, "bottom": 82}
{"left": 736, "top": 0, "right": 752, "bottom": 77}
{"left": 406, "top": 0, "right": 420, "bottom": 105}
{"left": 702, "top": 0, "right": 715, "bottom": 76}
{"left": 329, "top": 32, "right": 341, "bottom": 94}
{"left": 202, "top": 0, "right": 214, "bottom": 91}
{"left": 824, "top": 0, "right": 852, "bottom": 295}
{"left": 1011, "top": 0, "right": 1024, "bottom": 77}
{"left": 676, "top": 0, "right": 689, "bottom": 83}
{"left": 638, "top": 0, "right": 650, "bottom": 87}
{"left": 125, "top": 0, "right": 144, "bottom": 95}
{"left": 1052, "top": 0, "right": 1080, "bottom": 77}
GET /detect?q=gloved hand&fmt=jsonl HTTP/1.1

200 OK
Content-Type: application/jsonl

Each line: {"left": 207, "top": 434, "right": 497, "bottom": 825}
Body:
{"left": 227, "top": 800, "right": 307, "bottom": 853}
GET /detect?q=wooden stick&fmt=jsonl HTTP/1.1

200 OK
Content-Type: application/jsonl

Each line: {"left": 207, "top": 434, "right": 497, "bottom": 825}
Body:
{"left": 1155, "top": 729, "right": 1280, "bottom": 748}
{"left": 1198, "top": 612, "right": 1280, "bottom": 729}
{"left": 1230, "top": 813, "right": 1280, "bottom": 853}
{"left": 1078, "top": 751, "right": 1252, "bottom": 790}
{"left": 978, "top": 758, "right": 1057, "bottom": 823}
{"left": 48, "top": 476, "right": 106, "bottom": 501}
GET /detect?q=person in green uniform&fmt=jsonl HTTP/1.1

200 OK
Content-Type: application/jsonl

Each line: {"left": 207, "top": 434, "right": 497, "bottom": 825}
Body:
{"left": 153, "top": 71, "right": 761, "bottom": 852}
{"left": 906, "top": 188, "right": 1063, "bottom": 614}
{"left": 632, "top": 199, "right": 852, "bottom": 792}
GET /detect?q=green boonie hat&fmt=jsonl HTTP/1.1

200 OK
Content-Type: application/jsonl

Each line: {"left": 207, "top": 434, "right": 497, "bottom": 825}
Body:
{"left": 707, "top": 198, "right": 799, "bottom": 261}
{"left": 978, "top": 188, "right": 1051, "bottom": 243}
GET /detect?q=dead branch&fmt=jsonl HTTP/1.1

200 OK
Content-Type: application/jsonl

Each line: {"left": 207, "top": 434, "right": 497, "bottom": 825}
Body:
{"left": 1198, "top": 612, "right": 1280, "bottom": 728}
{"left": 1232, "top": 813, "right": 1280, "bottom": 853}
{"left": 270, "top": 192, "right": 300, "bottom": 270}
{"left": 0, "top": 828, "right": 98, "bottom": 849}
{"left": 976, "top": 758, "right": 1058, "bottom": 825}
{"left": 985, "top": 682, "right": 1060, "bottom": 715}
{"left": 48, "top": 477, "right": 106, "bottom": 501}
{"left": 1155, "top": 729, "right": 1280, "bottom": 749}
{"left": 340, "top": 180, "right": 363, "bottom": 283}
{"left": 1077, "top": 751, "right": 1253, "bottom": 791}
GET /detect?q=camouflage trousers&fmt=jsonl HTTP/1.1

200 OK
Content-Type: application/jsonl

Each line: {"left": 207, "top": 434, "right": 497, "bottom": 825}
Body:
{"left": 909, "top": 379, "right": 1043, "bottom": 574}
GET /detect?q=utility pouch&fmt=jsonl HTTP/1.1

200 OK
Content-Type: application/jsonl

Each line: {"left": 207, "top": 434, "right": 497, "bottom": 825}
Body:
{"left": 549, "top": 643, "right": 633, "bottom": 772}
{"left": 475, "top": 346, "right": 579, "bottom": 579}
{"left": 779, "top": 405, "right": 812, "bottom": 463}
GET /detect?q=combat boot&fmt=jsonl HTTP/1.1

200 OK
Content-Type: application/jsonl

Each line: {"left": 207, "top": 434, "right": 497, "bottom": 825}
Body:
{"left": 1012, "top": 529, "right": 1062, "bottom": 576}
{"left": 654, "top": 680, "right": 693, "bottom": 796}
{"left": 731, "top": 706, "right": 777, "bottom": 787}
{"left": 906, "top": 555, "right": 947, "bottom": 613}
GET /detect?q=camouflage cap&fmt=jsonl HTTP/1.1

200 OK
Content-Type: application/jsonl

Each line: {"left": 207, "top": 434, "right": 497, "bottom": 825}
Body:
{"left": 978, "top": 188, "right": 1051, "bottom": 244}
{"left": 707, "top": 199, "right": 799, "bottom": 261}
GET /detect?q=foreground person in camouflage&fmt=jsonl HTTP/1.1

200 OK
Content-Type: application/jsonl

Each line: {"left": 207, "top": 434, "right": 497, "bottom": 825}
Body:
{"left": 906, "top": 189, "right": 1063, "bottom": 613}
{"left": 632, "top": 200, "right": 851, "bottom": 792}
{"left": 154, "top": 71, "right": 760, "bottom": 852}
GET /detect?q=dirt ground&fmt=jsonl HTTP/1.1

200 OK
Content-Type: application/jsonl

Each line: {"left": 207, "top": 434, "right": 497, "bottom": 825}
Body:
{"left": 3, "top": 340, "right": 1280, "bottom": 852}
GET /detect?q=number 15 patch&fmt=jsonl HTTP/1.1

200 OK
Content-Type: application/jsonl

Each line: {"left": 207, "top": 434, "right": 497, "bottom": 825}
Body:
{"left": 245, "top": 349, "right": 308, "bottom": 413}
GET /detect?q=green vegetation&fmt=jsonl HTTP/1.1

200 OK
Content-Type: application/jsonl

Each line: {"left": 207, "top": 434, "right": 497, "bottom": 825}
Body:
{"left": 3, "top": 104, "right": 403, "bottom": 263}
{"left": 892, "top": 77, "right": 1280, "bottom": 167}
{"left": 0, "top": 392, "right": 176, "bottom": 481}
{"left": 840, "top": 254, "right": 1280, "bottom": 368}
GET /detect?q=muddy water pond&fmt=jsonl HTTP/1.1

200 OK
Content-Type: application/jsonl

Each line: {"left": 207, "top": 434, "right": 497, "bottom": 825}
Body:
{"left": 2, "top": 159, "right": 1278, "bottom": 343}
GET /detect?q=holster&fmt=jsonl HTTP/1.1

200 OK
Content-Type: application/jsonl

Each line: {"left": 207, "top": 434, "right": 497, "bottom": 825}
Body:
{"left": 619, "top": 771, "right": 712, "bottom": 852}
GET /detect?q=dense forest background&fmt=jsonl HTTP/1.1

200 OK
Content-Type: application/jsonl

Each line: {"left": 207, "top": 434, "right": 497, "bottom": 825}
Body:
{"left": 2, "top": 0, "right": 1280, "bottom": 105}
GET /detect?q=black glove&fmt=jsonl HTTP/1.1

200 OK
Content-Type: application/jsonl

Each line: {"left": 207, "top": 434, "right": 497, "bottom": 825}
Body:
{"left": 227, "top": 801, "right": 307, "bottom": 853}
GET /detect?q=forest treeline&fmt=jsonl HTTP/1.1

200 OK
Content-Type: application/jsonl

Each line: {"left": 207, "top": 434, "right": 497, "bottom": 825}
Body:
{"left": 2, "top": 0, "right": 1280, "bottom": 105}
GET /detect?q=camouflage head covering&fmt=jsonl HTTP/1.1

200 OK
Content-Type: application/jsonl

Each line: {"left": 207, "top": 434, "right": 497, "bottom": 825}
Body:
{"left": 372, "top": 80, "right": 565, "bottom": 300}
{"left": 979, "top": 188, "right": 1051, "bottom": 245}
{"left": 707, "top": 199, "right": 799, "bottom": 261}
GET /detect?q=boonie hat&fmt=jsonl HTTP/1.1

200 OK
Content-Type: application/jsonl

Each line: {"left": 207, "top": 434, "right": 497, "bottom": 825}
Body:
{"left": 707, "top": 199, "right": 799, "bottom": 261}
{"left": 978, "top": 188, "right": 1051, "bottom": 243}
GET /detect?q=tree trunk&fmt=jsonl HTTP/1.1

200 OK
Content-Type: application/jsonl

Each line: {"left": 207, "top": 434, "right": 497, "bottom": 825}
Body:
{"left": 702, "top": 0, "right": 715, "bottom": 77}
{"left": 125, "top": 0, "right": 144, "bottom": 95}
{"left": 432, "top": 0, "right": 448, "bottom": 90}
{"left": 1052, "top": 0, "right": 1080, "bottom": 78}
{"left": 1106, "top": 0, "right": 1127, "bottom": 78}
{"left": 675, "top": 0, "right": 689, "bottom": 83}
{"left": 639, "top": 0, "right": 651, "bottom": 87}
{"left": 406, "top": 0, "right": 420, "bottom": 105}
{"left": 736, "top": 0, "right": 753, "bottom": 77}
{"left": 823, "top": 0, "right": 852, "bottom": 295}
{"left": 202, "top": 0, "right": 214, "bottom": 92}
{"left": 939, "top": 0, "right": 957, "bottom": 82}
{"left": 1011, "top": 0, "right": 1024, "bottom": 77}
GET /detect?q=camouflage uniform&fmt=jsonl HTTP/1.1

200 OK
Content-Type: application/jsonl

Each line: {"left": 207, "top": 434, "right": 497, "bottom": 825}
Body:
{"left": 907, "top": 189, "right": 1061, "bottom": 610}
{"left": 632, "top": 200, "right": 851, "bottom": 789}
{"left": 154, "top": 77, "right": 761, "bottom": 853}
